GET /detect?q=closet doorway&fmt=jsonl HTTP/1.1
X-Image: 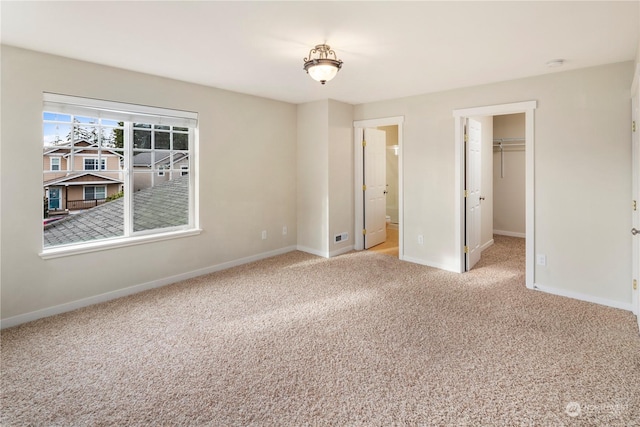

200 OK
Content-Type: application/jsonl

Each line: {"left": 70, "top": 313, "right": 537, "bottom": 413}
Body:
{"left": 493, "top": 113, "right": 527, "bottom": 240}
{"left": 453, "top": 101, "right": 536, "bottom": 287}
{"left": 464, "top": 113, "right": 526, "bottom": 271}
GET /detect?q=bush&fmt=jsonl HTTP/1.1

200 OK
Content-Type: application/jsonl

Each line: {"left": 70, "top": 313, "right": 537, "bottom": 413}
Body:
{"left": 106, "top": 190, "right": 124, "bottom": 202}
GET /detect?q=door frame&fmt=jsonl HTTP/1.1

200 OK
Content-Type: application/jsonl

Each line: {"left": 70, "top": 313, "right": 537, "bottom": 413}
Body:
{"left": 353, "top": 116, "right": 405, "bottom": 258}
{"left": 453, "top": 101, "right": 537, "bottom": 287}
{"left": 631, "top": 63, "right": 640, "bottom": 322}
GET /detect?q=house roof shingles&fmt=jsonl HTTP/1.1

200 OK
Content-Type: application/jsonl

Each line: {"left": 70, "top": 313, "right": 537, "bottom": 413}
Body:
{"left": 44, "top": 175, "right": 189, "bottom": 248}
{"left": 133, "top": 152, "right": 188, "bottom": 167}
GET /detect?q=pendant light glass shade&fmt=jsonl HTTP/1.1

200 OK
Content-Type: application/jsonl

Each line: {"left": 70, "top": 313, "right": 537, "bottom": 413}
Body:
{"left": 303, "top": 44, "right": 343, "bottom": 85}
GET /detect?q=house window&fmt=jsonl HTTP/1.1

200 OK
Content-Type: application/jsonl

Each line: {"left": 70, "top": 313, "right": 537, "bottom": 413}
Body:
{"left": 50, "top": 157, "right": 61, "bottom": 171}
{"left": 84, "top": 186, "right": 106, "bottom": 200}
{"left": 84, "top": 158, "right": 106, "bottom": 171}
{"left": 42, "top": 93, "right": 198, "bottom": 252}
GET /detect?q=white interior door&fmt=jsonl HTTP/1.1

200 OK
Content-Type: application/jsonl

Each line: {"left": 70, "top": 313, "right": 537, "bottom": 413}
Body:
{"left": 466, "top": 118, "right": 482, "bottom": 270}
{"left": 632, "top": 91, "right": 639, "bottom": 330}
{"left": 364, "top": 128, "right": 387, "bottom": 249}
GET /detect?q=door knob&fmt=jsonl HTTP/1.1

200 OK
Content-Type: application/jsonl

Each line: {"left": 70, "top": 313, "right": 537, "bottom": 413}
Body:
{"left": 632, "top": 228, "right": 639, "bottom": 236}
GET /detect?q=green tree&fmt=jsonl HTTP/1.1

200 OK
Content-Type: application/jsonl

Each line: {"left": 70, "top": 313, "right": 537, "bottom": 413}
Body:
{"left": 65, "top": 118, "right": 115, "bottom": 146}
{"left": 113, "top": 122, "right": 124, "bottom": 148}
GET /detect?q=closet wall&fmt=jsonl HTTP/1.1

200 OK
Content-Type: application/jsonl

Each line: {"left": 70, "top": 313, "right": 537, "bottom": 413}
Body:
{"left": 493, "top": 113, "right": 526, "bottom": 237}
{"left": 379, "top": 125, "right": 399, "bottom": 224}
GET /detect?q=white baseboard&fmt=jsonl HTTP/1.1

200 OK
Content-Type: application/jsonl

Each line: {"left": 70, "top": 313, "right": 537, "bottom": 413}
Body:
{"left": 480, "top": 239, "right": 494, "bottom": 251}
{"left": 402, "top": 255, "right": 460, "bottom": 273}
{"left": 494, "top": 230, "right": 526, "bottom": 238}
{"left": 1, "top": 245, "right": 298, "bottom": 329}
{"left": 329, "top": 245, "right": 354, "bottom": 257}
{"left": 296, "top": 245, "right": 328, "bottom": 258}
{"left": 530, "top": 283, "right": 633, "bottom": 312}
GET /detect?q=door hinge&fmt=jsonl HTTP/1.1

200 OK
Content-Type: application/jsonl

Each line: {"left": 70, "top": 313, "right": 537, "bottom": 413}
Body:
{"left": 464, "top": 246, "right": 469, "bottom": 254}
{"left": 362, "top": 229, "right": 367, "bottom": 235}
{"left": 362, "top": 184, "right": 367, "bottom": 191}
{"left": 362, "top": 140, "right": 367, "bottom": 147}
{"left": 633, "top": 121, "right": 636, "bottom": 133}
{"left": 633, "top": 279, "right": 638, "bottom": 291}
{"left": 464, "top": 134, "right": 468, "bottom": 142}
{"left": 464, "top": 190, "right": 469, "bottom": 198}
{"left": 633, "top": 200, "right": 637, "bottom": 211}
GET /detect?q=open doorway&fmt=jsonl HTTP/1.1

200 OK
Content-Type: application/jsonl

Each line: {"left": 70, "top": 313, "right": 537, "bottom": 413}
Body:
{"left": 453, "top": 101, "right": 537, "bottom": 287}
{"left": 493, "top": 113, "right": 526, "bottom": 239}
{"left": 367, "top": 125, "right": 400, "bottom": 257}
{"left": 463, "top": 113, "right": 527, "bottom": 272}
{"left": 353, "top": 116, "right": 405, "bottom": 259}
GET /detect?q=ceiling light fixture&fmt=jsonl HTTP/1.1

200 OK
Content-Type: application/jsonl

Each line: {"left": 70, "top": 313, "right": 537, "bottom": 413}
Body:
{"left": 303, "top": 44, "right": 343, "bottom": 85}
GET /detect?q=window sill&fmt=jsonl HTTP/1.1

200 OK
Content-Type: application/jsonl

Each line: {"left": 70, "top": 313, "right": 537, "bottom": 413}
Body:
{"left": 39, "top": 228, "right": 202, "bottom": 260}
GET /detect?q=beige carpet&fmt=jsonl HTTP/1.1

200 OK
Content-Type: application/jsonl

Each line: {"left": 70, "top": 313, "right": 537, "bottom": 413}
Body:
{"left": 2, "top": 236, "right": 639, "bottom": 426}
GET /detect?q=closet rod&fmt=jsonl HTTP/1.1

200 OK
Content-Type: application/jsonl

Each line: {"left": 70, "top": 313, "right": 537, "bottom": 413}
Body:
{"left": 493, "top": 142, "right": 525, "bottom": 147}
{"left": 493, "top": 137, "right": 525, "bottom": 143}
{"left": 494, "top": 141, "right": 525, "bottom": 178}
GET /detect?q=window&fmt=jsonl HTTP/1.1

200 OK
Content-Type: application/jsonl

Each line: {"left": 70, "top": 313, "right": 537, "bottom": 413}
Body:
{"left": 50, "top": 157, "right": 61, "bottom": 171}
{"left": 84, "top": 186, "right": 106, "bottom": 200}
{"left": 42, "top": 93, "right": 198, "bottom": 252}
{"left": 84, "top": 158, "right": 106, "bottom": 171}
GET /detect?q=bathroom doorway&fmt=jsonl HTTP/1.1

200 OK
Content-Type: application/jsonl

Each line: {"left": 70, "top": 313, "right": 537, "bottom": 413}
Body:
{"left": 353, "top": 116, "right": 405, "bottom": 259}
{"left": 369, "top": 124, "right": 400, "bottom": 257}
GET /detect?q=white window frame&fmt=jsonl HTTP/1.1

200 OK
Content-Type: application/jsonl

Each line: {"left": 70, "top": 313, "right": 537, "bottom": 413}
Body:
{"left": 41, "top": 93, "right": 200, "bottom": 259}
{"left": 83, "top": 185, "right": 106, "bottom": 200}
{"left": 83, "top": 157, "right": 106, "bottom": 171}
{"left": 50, "top": 157, "right": 61, "bottom": 171}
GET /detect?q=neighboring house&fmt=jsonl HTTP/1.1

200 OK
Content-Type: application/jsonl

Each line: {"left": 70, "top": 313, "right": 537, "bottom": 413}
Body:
{"left": 43, "top": 140, "right": 124, "bottom": 213}
{"left": 43, "top": 175, "right": 189, "bottom": 248}
{"left": 132, "top": 152, "right": 189, "bottom": 192}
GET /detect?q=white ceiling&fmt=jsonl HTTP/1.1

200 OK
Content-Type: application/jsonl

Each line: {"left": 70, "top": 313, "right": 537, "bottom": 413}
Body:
{"left": 1, "top": 1, "right": 638, "bottom": 105}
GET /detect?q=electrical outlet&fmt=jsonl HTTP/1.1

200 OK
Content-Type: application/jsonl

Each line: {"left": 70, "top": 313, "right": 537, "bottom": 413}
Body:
{"left": 418, "top": 235, "right": 424, "bottom": 245}
{"left": 282, "top": 226, "right": 287, "bottom": 235}
{"left": 536, "top": 254, "right": 546, "bottom": 266}
{"left": 261, "top": 230, "right": 267, "bottom": 240}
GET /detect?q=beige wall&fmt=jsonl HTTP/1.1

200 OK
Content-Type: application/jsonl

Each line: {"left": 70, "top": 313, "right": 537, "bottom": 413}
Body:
{"left": 493, "top": 113, "right": 526, "bottom": 236}
{"left": 354, "top": 61, "right": 634, "bottom": 307}
{"left": 328, "top": 100, "right": 355, "bottom": 255}
{"left": 296, "top": 100, "right": 329, "bottom": 255}
{"left": 1, "top": 45, "right": 297, "bottom": 321}
{"left": 296, "top": 99, "right": 354, "bottom": 257}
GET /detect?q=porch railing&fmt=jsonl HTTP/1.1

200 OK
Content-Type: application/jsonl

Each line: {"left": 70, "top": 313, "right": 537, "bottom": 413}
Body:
{"left": 66, "top": 198, "right": 108, "bottom": 210}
